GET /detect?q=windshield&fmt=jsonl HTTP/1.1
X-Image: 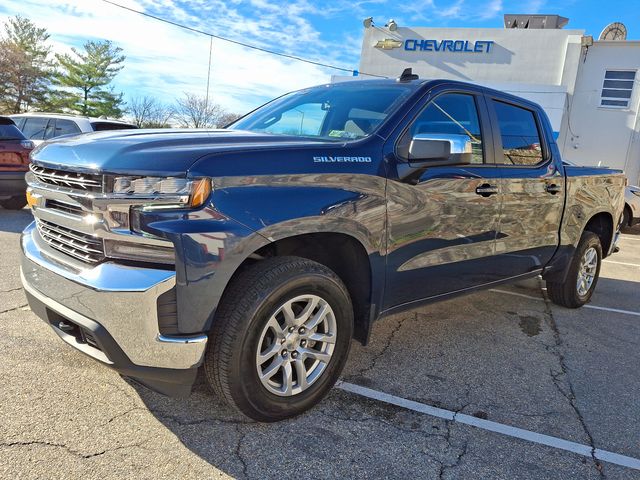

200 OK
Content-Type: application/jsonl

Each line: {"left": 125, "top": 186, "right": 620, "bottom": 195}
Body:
{"left": 229, "top": 82, "right": 416, "bottom": 141}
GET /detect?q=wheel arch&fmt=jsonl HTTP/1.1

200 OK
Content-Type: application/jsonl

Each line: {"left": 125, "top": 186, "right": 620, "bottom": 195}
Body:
{"left": 544, "top": 209, "right": 614, "bottom": 283}
{"left": 583, "top": 211, "right": 614, "bottom": 257}
{"left": 213, "top": 229, "right": 380, "bottom": 345}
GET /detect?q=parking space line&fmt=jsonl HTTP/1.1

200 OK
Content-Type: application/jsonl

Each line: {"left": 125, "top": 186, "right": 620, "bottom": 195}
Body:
{"left": 620, "top": 236, "right": 640, "bottom": 241}
{"left": 582, "top": 304, "right": 640, "bottom": 317}
{"left": 337, "top": 381, "right": 640, "bottom": 471}
{"left": 604, "top": 260, "right": 640, "bottom": 268}
{"left": 490, "top": 289, "right": 640, "bottom": 317}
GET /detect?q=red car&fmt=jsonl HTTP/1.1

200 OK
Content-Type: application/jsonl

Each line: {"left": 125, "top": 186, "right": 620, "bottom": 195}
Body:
{"left": 0, "top": 116, "right": 34, "bottom": 210}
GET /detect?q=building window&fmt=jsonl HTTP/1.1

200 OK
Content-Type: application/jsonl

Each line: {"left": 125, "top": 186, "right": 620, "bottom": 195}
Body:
{"left": 601, "top": 70, "right": 636, "bottom": 108}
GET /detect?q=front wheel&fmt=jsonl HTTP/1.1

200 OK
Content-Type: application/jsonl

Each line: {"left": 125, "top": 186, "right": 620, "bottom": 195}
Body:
{"left": 546, "top": 231, "right": 602, "bottom": 308}
{"left": 204, "top": 256, "right": 353, "bottom": 422}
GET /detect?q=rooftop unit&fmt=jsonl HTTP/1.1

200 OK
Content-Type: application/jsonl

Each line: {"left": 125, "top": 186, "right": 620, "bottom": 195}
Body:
{"left": 504, "top": 14, "right": 569, "bottom": 30}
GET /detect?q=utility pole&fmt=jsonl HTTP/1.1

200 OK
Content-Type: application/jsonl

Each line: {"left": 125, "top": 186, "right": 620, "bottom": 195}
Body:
{"left": 205, "top": 35, "right": 213, "bottom": 109}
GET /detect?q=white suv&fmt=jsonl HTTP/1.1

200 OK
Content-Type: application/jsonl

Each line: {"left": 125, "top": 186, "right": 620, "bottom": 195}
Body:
{"left": 10, "top": 113, "right": 137, "bottom": 145}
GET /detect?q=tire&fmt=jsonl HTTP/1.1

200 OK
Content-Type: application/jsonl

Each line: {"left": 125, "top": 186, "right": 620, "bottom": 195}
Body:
{"left": 546, "top": 231, "right": 602, "bottom": 308}
{"left": 0, "top": 196, "right": 27, "bottom": 210}
{"left": 204, "top": 256, "right": 353, "bottom": 422}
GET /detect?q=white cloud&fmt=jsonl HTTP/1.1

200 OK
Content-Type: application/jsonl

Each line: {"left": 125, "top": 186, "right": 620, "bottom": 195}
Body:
{"left": 0, "top": 0, "right": 353, "bottom": 114}
{"left": 476, "top": 0, "right": 503, "bottom": 21}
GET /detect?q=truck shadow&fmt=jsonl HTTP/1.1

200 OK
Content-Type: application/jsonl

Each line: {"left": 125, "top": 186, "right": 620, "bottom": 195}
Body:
{"left": 127, "top": 271, "right": 640, "bottom": 479}
{"left": 128, "top": 372, "right": 369, "bottom": 479}
{"left": 0, "top": 208, "right": 33, "bottom": 234}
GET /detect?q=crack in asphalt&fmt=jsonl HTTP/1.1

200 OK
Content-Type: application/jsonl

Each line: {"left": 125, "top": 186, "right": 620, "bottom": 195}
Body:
{"left": 0, "top": 303, "right": 28, "bottom": 315}
{"left": 539, "top": 279, "right": 606, "bottom": 479}
{"left": 0, "top": 287, "right": 22, "bottom": 294}
{"left": 438, "top": 420, "right": 469, "bottom": 480}
{"left": 0, "top": 439, "right": 148, "bottom": 459}
{"left": 234, "top": 426, "right": 249, "bottom": 479}
{"left": 348, "top": 314, "right": 406, "bottom": 380}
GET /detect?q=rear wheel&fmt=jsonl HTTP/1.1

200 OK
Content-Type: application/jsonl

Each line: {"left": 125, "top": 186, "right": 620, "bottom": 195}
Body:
{"left": 546, "top": 231, "right": 602, "bottom": 308}
{"left": 204, "top": 256, "right": 353, "bottom": 422}
{"left": 0, "top": 196, "right": 26, "bottom": 210}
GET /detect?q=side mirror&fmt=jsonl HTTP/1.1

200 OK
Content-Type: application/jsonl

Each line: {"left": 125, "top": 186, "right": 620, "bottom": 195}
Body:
{"left": 408, "top": 133, "right": 473, "bottom": 166}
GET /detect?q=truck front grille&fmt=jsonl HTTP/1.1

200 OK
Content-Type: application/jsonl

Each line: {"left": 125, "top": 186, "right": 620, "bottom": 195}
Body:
{"left": 36, "top": 219, "right": 105, "bottom": 264}
{"left": 30, "top": 164, "right": 103, "bottom": 192}
{"left": 45, "top": 199, "right": 85, "bottom": 217}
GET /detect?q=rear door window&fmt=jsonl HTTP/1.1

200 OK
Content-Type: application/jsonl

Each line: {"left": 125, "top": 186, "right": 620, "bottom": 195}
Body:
{"left": 21, "top": 117, "right": 51, "bottom": 141}
{"left": 492, "top": 100, "right": 545, "bottom": 166}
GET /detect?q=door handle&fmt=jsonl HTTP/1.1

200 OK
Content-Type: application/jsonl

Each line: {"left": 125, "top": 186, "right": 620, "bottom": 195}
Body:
{"left": 475, "top": 184, "right": 499, "bottom": 197}
{"left": 546, "top": 184, "right": 562, "bottom": 195}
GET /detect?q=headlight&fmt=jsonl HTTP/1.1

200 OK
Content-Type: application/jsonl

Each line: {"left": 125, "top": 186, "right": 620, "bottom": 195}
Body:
{"left": 110, "top": 176, "right": 211, "bottom": 209}
{"left": 632, "top": 189, "right": 640, "bottom": 198}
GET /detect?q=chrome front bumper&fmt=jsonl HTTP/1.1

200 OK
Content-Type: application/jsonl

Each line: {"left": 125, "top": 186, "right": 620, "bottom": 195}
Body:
{"left": 21, "top": 222, "right": 207, "bottom": 370}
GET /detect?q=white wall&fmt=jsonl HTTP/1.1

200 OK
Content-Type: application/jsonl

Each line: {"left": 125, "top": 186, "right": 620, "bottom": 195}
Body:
{"left": 359, "top": 26, "right": 584, "bottom": 88}
{"left": 559, "top": 42, "right": 640, "bottom": 185}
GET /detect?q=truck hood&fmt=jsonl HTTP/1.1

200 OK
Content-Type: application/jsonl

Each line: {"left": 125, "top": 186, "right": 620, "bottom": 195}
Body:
{"left": 30, "top": 129, "right": 338, "bottom": 176}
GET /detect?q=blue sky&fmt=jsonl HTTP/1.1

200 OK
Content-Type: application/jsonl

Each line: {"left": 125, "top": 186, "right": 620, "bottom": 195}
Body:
{"left": 0, "top": 0, "right": 637, "bottom": 115}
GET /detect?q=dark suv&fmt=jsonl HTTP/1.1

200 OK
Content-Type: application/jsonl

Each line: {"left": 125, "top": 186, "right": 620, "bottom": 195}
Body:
{"left": 0, "top": 116, "right": 33, "bottom": 210}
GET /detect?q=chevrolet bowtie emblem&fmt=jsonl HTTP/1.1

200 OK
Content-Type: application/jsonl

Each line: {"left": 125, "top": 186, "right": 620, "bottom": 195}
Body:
{"left": 374, "top": 38, "right": 402, "bottom": 50}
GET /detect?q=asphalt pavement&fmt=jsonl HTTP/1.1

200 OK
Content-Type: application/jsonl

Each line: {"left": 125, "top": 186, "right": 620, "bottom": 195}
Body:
{"left": 1, "top": 207, "right": 639, "bottom": 479}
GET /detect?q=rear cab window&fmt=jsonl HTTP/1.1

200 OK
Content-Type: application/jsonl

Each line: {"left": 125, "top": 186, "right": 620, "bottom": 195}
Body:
{"left": 91, "top": 122, "right": 137, "bottom": 132}
{"left": 492, "top": 100, "right": 545, "bottom": 166}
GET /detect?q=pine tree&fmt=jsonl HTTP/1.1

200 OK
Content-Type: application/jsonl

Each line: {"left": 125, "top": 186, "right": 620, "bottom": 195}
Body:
{"left": 52, "top": 40, "right": 126, "bottom": 118}
{"left": 0, "top": 16, "right": 54, "bottom": 113}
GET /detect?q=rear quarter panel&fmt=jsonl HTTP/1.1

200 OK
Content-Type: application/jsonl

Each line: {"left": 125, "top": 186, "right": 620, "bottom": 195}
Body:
{"left": 562, "top": 166, "right": 626, "bottom": 253}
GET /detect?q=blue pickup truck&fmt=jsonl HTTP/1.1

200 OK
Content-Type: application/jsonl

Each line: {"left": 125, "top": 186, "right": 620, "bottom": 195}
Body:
{"left": 20, "top": 72, "right": 626, "bottom": 421}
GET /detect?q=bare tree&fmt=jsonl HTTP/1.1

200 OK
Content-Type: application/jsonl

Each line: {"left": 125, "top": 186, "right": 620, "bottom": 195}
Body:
{"left": 217, "top": 111, "right": 243, "bottom": 127}
{"left": 128, "top": 95, "right": 174, "bottom": 128}
{"left": 174, "top": 93, "right": 230, "bottom": 128}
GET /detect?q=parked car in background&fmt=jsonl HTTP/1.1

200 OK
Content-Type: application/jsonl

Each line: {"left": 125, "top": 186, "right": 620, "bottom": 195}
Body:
{"left": 10, "top": 113, "right": 137, "bottom": 146}
{"left": 0, "top": 116, "right": 34, "bottom": 210}
{"left": 624, "top": 185, "right": 640, "bottom": 227}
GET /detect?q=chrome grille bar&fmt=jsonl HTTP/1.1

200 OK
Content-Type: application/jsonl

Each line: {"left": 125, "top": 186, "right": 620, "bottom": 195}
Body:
{"left": 36, "top": 219, "right": 105, "bottom": 263}
{"left": 30, "top": 164, "right": 103, "bottom": 192}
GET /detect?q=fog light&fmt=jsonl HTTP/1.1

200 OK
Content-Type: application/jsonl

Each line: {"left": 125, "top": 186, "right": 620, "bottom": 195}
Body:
{"left": 104, "top": 240, "right": 175, "bottom": 264}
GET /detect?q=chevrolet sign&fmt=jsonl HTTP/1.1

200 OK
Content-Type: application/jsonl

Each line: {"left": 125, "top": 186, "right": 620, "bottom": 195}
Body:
{"left": 374, "top": 38, "right": 494, "bottom": 53}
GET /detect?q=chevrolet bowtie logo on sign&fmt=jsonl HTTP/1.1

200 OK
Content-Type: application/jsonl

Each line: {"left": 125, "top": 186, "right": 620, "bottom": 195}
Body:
{"left": 374, "top": 39, "right": 402, "bottom": 50}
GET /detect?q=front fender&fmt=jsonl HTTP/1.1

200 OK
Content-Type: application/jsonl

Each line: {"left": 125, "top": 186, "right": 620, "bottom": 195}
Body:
{"left": 142, "top": 173, "right": 388, "bottom": 334}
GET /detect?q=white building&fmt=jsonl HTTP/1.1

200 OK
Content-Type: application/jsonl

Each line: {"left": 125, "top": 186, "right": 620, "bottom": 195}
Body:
{"left": 347, "top": 15, "right": 640, "bottom": 185}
